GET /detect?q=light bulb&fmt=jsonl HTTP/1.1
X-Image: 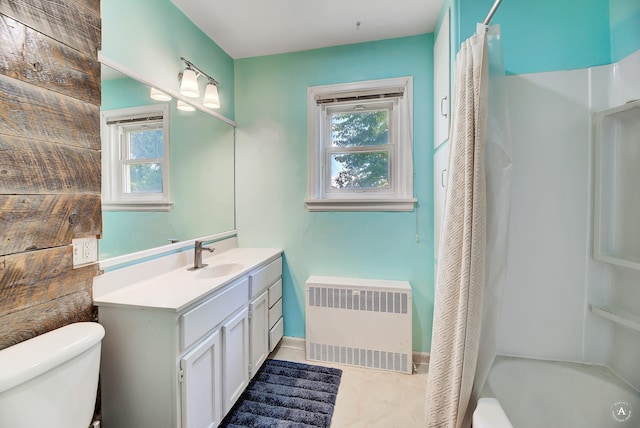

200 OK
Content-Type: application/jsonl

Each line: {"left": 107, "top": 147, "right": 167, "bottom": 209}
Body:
{"left": 179, "top": 68, "right": 199, "bottom": 98}
{"left": 150, "top": 87, "right": 171, "bottom": 101}
{"left": 203, "top": 83, "right": 220, "bottom": 109}
{"left": 177, "top": 100, "right": 195, "bottom": 111}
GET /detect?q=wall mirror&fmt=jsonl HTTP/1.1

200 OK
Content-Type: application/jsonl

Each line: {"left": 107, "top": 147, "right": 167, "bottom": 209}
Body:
{"left": 99, "top": 64, "right": 235, "bottom": 260}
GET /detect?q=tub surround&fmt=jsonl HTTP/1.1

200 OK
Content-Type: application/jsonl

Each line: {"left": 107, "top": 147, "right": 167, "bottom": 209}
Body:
{"left": 587, "top": 49, "right": 640, "bottom": 389}
{"left": 496, "top": 49, "right": 640, "bottom": 368}
{"left": 477, "top": 355, "right": 640, "bottom": 428}
{"left": 473, "top": 398, "right": 513, "bottom": 428}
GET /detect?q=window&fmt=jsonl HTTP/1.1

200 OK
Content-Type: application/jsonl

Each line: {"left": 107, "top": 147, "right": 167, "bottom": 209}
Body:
{"left": 101, "top": 105, "right": 171, "bottom": 211}
{"left": 306, "top": 77, "right": 416, "bottom": 211}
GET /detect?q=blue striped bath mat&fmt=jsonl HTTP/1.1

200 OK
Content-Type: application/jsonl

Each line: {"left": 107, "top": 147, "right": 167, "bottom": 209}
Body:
{"left": 219, "top": 359, "right": 342, "bottom": 427}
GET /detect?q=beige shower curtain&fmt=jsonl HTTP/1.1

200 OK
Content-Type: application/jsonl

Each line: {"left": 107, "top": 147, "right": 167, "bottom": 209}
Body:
{"left": 424, "top": 29, "right": 489, "bottom": 428}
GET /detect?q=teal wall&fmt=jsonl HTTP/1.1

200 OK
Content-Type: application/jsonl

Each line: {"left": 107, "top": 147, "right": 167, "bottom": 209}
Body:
{"left": 100, "top": 77, "right": 235, "bottom": 258}
{"left": 456, "top": 0, "right": 612, "bottom": 75}
{"left": 610, "top": 0, "right": 640, "bottom": 62}
{"left": 101, "top": 0, "right": 235, "bottom": 120}
{"left": 98, "top": 0, "right": 640, "bottom": 354}
{"left": 234, "top": 35, "right": 435, "bottom": 352}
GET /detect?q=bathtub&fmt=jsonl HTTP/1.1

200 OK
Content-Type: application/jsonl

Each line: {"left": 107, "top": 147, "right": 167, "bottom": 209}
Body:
{"left": 473, "top": 355, "right": 640, "bottom": 428}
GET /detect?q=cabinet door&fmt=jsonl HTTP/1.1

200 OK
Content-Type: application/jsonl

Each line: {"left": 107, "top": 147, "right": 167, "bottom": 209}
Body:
{"left": 180, "top": 329, "right": 222, "bottom": 428}
{"left": 222, "top": 307, "right": 249, "bottom": 414}
{"left": 434, "top": 141, "right": 450, "bottom": 261}
{"left": 434, "top": 8, "right": 451, "bottom": 149}
{"left": 249, "top": 290, "right": 269, "bottom": 379}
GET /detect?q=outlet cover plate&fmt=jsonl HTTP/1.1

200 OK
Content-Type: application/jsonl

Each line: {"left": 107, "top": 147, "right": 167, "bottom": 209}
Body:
{"left": 72, "top": 237, "right": 98, "bottom": 267}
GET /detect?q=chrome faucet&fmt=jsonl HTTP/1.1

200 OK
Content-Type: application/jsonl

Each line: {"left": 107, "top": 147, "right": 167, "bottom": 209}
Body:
{"left": 189, "top": 241, "right": 214, "bottom": 270}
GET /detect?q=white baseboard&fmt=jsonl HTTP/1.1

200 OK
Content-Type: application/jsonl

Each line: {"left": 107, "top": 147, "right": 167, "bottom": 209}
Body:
{"left": 279, "top": 336, "right": 306, "bottom": 351}
{"left": 412, "top": 351, "right": 430, "bottom": 366}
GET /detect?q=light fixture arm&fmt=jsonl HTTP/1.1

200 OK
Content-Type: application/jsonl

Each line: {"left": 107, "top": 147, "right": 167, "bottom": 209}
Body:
{"left": 180, "top": 57, "right": 219, "bottom": 86}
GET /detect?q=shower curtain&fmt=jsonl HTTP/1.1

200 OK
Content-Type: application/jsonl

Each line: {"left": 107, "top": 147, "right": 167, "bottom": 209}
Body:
{"left": 425, "top": 24, "right": 512, "bottom": 428}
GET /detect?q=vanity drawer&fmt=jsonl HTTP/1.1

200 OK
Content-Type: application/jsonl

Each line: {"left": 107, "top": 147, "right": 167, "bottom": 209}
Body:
{"left": 250, "top": 257, "right": 282, "bottom": 298}
{"left": 268, "top": 279, "right": 282, "bottom": 307}
{"left": 180, "top": 277, "right": 249, "bottom": 350}
{"left": 269, "top": 317, "right": 284, "bottom": 352}
{"left": 268, "top": 298, "right": 282, "bottom": 329}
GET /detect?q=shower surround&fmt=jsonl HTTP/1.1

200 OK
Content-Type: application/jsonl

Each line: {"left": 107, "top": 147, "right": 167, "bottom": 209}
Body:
{"left": 497, "top": 48, "right": 640, "bottom": 389}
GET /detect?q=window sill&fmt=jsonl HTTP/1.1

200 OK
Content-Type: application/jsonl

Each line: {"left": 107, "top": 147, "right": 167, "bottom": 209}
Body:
{"left": 305, "top": 198, "right": 417, "bottom": 212}
{"left": 102, "top": 201, "right": 173, "bottom": 212}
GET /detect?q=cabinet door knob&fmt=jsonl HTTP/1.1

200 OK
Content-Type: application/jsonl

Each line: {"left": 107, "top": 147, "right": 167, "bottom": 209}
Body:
{"left": 440, "top": 95, "right": 448, "bottom": 118}
{"left": 441, "top": 168, "right": 448, "bottom": 187}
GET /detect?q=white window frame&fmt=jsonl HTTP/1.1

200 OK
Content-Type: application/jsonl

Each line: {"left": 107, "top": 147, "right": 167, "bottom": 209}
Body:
{"left": 101, "top": 104, "right": 171, "bottom": 211}
{"left": 306, "top": 77, "right": 416, "bottom": 212}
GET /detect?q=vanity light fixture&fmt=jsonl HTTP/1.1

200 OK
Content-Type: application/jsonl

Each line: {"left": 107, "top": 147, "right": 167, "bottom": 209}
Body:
{"left": 176, "top": 100, "right": 196, "bottom": 111}
{"left": 178, "top": 57, "right": 221, "bottom": 109}
{"left": 150, "top": 87, "right": 172, "bottom": 102}
{"left": 202, "top": 80, "right": 220, "bottom": 109}
{"left": 179, "top": 68, "right": 199, "bottom": 98}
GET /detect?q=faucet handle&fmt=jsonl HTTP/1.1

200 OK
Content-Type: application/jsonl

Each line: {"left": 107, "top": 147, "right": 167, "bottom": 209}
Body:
{"left": 195, "top": 241, "right": 215, "bottom": 253}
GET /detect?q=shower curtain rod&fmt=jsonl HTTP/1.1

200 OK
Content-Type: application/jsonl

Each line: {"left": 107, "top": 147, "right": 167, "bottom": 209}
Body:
{"left": 483, "top": 0, "right": 503, "bottom": 25}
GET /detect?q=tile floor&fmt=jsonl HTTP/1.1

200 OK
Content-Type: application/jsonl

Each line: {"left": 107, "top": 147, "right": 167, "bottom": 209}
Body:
{"left": 270, "top": 342, "right": 428, "bottom": 428}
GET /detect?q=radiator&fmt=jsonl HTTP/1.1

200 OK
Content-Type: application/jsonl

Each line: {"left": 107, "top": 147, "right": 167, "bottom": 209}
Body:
{"left": 305, "top": 275, "right": 412, "bottom": 374}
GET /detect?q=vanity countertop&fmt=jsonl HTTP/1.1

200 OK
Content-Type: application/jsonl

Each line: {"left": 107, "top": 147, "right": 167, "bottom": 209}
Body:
{"left": 93, "top": 247, "right": 282, "bottom": 312}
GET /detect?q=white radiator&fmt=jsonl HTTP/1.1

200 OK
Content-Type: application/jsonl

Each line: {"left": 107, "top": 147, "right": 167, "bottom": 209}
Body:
{"left": 305, "top": 275, "right": 413, "bottom": 374}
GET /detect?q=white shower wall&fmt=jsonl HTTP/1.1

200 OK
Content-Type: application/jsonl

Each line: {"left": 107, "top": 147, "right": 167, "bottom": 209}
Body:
{"left": 499, "top": 67, "right": 591, "bottom": 361}
{"left": 588, "top": 50, "right": 640, "bottom": 389}
{"left": 497, "top": 49, "right": 640, "bottom": 384}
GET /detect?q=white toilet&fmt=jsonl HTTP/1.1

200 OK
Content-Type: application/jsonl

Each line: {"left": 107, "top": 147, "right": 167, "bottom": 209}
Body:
{"left": 0, "top": 322, "right": 105, "bottom": 428}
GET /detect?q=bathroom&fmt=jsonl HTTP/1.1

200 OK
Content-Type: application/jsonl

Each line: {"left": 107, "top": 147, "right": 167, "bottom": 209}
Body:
{"left": 0, "top": 0, "right": 639, "bottom": 426}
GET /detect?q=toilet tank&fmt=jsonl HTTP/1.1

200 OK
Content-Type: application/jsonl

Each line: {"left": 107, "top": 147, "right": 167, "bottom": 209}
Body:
{"left": 0, "top": 322, "right": 105, "bottom": 428}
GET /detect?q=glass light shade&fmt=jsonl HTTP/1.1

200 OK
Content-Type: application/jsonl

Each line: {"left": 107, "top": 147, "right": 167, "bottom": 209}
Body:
{"left": 177, "top": 100, "right": 195, "bottom": 111}
{"left": 202, "top": 83, "right": 221, "bottom": 109}
{"left": 150, "top": 87, "right": 171, "bottom": 102}
{"left": 179, "top": 68, "right": 200, "bottom": 98}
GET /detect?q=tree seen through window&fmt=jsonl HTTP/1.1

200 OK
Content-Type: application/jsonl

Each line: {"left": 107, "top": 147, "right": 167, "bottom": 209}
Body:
{"left": 330, "top": 109, "right": 390, "bottom": 189}
{"left": 125, "top": 127, "right": 164, "bottom": 193}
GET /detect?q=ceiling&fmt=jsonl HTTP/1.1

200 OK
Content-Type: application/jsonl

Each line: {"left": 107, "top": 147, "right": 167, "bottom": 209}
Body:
{"left": 170, "top": 0, "right": 444, "bottom": 59}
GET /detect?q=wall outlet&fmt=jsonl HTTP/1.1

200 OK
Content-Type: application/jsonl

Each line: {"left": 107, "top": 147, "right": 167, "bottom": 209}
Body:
{"left": 72, "top": 237, "right": 98, "bottom": 267}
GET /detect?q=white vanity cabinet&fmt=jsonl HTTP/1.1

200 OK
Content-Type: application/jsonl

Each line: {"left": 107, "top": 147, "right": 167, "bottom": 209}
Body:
{"left": 220, "top": 307, "right": 249, "bottom": 414}
{"left": 268, "top": 279, "right": 284, "bottom": 352}
{"left": 248, "top": 257, "right": 283, "bottom": 377}
{"left": 249, "top": 290, "right": 269, "bottom": 378}
{"left": 180, "top": 329, "right": 222, "bottom": 428}
{"left": 96, "top": 251, "right": 283, "bottom": 428}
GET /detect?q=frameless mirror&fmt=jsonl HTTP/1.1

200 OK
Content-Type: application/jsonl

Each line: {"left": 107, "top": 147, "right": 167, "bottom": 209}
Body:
{"left": 99, "top": 64, "right": 235, "bottom": 259}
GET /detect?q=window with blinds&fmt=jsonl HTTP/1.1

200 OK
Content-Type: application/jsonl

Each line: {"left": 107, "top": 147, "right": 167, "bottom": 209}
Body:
{"left": 101, "top": 105, "right": 171, "bottom": 211}
{"left": 306, "top": 77, "right": 416, "bottom": 212}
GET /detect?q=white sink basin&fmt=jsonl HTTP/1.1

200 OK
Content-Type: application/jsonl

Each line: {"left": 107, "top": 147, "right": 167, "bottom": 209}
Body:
{"left": 196, "top": 262, "right": 244, "bottom": 278}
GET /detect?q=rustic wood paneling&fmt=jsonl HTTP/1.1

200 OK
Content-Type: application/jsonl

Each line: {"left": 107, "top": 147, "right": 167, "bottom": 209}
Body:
{"left": 0, "top": 0, "right": 101, "bottom": 56}
{"left": 0, "top": 14, "right": 101, "bottom": 106}
{"left": 0, "top": 289, "right": 94, "bottom": 350}
{"left": 0, "top": 134, "right": 100, "bottom": 194}
{"left": 0, "top": 4, "right": 102, "bottom": 406}
{"left": 0, "top": 74, "right": 100, "bottom": 150}
{"left": 0, "top": 246, "right": 98, "bottom": 317}
{"left": 0, "top": 194, "right": 101, "bottom": 256}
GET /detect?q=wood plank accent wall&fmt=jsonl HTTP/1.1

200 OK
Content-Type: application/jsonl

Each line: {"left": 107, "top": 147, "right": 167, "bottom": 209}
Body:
{"left": 0, "top": 0, "right": 101, "bottom": 351}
